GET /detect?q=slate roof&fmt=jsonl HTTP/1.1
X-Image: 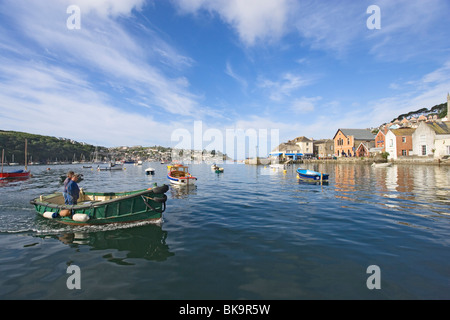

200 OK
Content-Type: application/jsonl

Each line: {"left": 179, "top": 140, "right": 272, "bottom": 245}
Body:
{"left": 334, "top": 129, "right": 375, "bottom": 140}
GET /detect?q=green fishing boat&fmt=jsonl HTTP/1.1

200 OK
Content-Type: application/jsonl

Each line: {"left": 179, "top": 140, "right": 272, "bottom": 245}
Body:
{"left": 30, "top": 184, "right": 169, "bottom": 226}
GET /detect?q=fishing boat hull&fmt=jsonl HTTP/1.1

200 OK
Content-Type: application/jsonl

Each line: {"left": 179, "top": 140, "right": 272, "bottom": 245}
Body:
{"left": 167, "top": 174, "right": 197, "bottom": 185}
{"left": 30, "top": 185, "right": 169, "bottom": 226}
{"left": 0, "top": 170, "right": 31, "bottom": 180}
{"left": 296, "top": 169, "right": 329, "bottom": 181}
{"left": 98, "top": 166, "right": 123, "bottom": 171}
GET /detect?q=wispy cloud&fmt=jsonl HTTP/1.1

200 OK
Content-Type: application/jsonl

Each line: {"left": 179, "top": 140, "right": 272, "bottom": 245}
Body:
{"left": 290, "top": 97, "right": 321, "bottom": 114}
{"left": 0, "top": 0, "right": 207, "bottom": 146}
{"left": 257, "top": 73, "right": 314, "bottom": 101}
{"left": 225, "top": 62, "right": 248, "bottom": 90}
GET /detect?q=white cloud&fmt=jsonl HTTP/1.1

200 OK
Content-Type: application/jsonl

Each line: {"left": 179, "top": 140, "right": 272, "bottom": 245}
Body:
{"left": 67, "top": 0, "right": 146, "bottom": 18}
{"left": 173, "top": 0, "right": 296, "bottom": 46}
{"left": 0, "top": 0, "right": 204, "bottom": 116}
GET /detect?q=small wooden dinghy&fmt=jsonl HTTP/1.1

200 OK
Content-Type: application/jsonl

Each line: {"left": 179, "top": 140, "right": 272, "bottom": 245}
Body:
{"left": 30, "top": 184, "right": 169, "bottom": 226}
{"left": 296, "top": 168, "right": 329, "bottom": 181}
{"left": 371, "top": 162, "right": 392, "bottom": 168}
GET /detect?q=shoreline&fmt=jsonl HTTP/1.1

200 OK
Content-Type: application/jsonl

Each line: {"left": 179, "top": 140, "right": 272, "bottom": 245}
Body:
{"left": 245, "top": 157, "right": 450, "bottom": 166}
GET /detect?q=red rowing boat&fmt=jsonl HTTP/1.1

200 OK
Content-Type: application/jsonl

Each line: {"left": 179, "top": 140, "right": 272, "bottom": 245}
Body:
{"left": 1, "top": 140, "right": 31, "bottom": 180}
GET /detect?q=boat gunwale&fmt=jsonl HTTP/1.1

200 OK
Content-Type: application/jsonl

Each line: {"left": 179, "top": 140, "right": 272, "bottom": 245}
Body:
{"left": 30, "top": 187, "right": 166, "bottom": 210}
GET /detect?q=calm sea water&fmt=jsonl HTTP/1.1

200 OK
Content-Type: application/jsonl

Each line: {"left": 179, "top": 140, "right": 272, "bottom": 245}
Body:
{"left": 0, "top": 162, "right": 449, "bottom": 300}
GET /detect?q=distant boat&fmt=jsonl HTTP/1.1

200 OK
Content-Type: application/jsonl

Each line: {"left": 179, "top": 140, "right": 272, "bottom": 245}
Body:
{"left": 145, "top": 168, "right": 155, "bottom": 175}
{"left": 30, "top": 184, "right": 169, "bottom": 226}
{"left": 269, "top": 164, "right": 286, "bottom": 169}
{"left": 97, "top": 162, "right": 123, "bottom": 171}
{"left": 211, "top": 164, "right": 224, "bottom": 173}
{"left": 1, "top": 140, "right": 31, "bottom": 180}
{"left": 167, "top": 164, "right": 197, "bottom": 186}
{"left": 296, "top": 168, "right": 329, "bottom": 181}
{"left": 372, "top": 162, "right": 392, "bottom": 168}
{"left": 9, "top": 154, "right": 19, "bottom": 166}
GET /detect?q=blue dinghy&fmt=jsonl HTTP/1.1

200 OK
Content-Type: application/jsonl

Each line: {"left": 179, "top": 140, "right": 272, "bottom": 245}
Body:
{"left": 296, "top": 168, "right": 329, "bottom": 181}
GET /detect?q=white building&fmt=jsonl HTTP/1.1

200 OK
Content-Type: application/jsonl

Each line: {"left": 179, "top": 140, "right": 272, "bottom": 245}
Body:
{"left": 412, "top": 121, "right": 450, "bottom": 159}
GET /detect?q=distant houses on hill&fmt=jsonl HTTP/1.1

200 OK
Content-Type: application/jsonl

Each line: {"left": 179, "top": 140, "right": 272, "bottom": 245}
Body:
{"left": 271, "top": 94, "right": 450, "bottom": 161}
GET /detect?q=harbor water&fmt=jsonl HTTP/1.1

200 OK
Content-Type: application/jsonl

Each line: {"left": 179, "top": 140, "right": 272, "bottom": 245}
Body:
{"left": 0, "top": 162, "right": 449, "bottom": 299}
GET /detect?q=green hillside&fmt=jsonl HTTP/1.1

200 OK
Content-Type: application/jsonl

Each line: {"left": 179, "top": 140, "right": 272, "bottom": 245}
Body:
{"left": 0, "top": 130, "right": 101, "bottom": 165}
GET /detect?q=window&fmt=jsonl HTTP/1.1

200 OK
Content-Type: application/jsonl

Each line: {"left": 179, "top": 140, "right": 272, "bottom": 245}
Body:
{"left": 402, "top": 150, "right": 407, "bottom": 156}
{"left": 447, "top": 146, "right": 450, "bottom": 155}
{"left": 402, "top": 137, "right": 406, "bottom": 143}
{"left": 389, "top": 139, "right": 394, "bottom": 147}
{"left": 422, "top": 145, "right": 427, "bottom": 155}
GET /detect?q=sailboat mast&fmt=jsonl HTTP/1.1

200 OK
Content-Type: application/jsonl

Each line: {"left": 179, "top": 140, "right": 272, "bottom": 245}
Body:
{"left": 25, "top": 139, "right": 28, "bottom": 171}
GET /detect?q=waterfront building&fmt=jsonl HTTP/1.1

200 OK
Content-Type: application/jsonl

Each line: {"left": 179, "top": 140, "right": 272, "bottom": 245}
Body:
{"left": 292, "top": 136, "right": 314, "bottom": 157}
{"left": 355, "top": 141, "right": 374, "bottom": 157}
{"left": 385, "top": 128, "right": 415, "bottom": 160}
{"left": 313, "top": 139, "right": 334, "bottom": 158}
{"left": 374, "top": 129, "right": 386, "bottom": 151}
{"left": 412, "top": 121, "right": 450, "bottom": 159}
{"left": 270, "top": 136, "right": 314, "bottom": 161}
{"left": 333, "top": 129, "right": 375, "bottom": 157}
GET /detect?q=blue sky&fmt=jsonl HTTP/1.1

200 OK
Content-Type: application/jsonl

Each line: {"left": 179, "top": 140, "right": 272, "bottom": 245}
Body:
{"left": 1, "top": 0, "right": 449, "bottom": 158}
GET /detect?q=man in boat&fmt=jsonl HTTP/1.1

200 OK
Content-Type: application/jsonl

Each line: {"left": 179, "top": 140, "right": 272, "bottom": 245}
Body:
{"left": 63, "top": 171, "right": 74, "bottom": 204}
{"left": 66, "top": 174, "right": 80, "bottom": 205}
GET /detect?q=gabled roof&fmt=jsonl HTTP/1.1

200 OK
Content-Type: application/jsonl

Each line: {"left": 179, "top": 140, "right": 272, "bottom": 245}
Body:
{"left": 333, "top": 129, "right": 375, "bottom": 140}
{"left": 292, "top": 136, "right": 312, "bottom": 142}
{"left": 375, "top": 130, "right": 385, "bottom": 137}
{"left": 426, "top": 121, "right": 450, "bottom": 134}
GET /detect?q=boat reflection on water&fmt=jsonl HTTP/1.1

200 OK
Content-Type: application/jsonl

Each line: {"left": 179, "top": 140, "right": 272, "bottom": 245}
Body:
{"left": 297, "top": 179, "right": 329, "bottom": 186}
{"left": 36, "top": 223, "right": 174, "bottom": 264}
{"left": 169, "top": 184, "right": 197, "bottom": 199}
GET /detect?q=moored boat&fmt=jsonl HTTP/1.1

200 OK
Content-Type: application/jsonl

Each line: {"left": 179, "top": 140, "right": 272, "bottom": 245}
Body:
{"left": 0, "top": 169, "right": 31, "bottom": 180}
{"left": 30, "top": 184, "right": 169, "bottom": 226}
{"left": 1, "top": 141, "right": 31, "bottom": 180}
{"left": 296, "top": 168, "right": 329, "bottom": 181}
{"left": 168, "top": 164, "right": 197, "bottom": 185}
{"left": 145, "top": 167, "right": 155, "bottom": 175}
{"left": 211, "top": 164, "right": 224, "bottom": 173}
{"left": 97, "top": 162, "right": 123, "bottom": 171}
{"left": 371, "top": 162, "right": 392, "bottom": 168}
{"left": 269, "top": 164, "right": 286, "bottom": 170}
